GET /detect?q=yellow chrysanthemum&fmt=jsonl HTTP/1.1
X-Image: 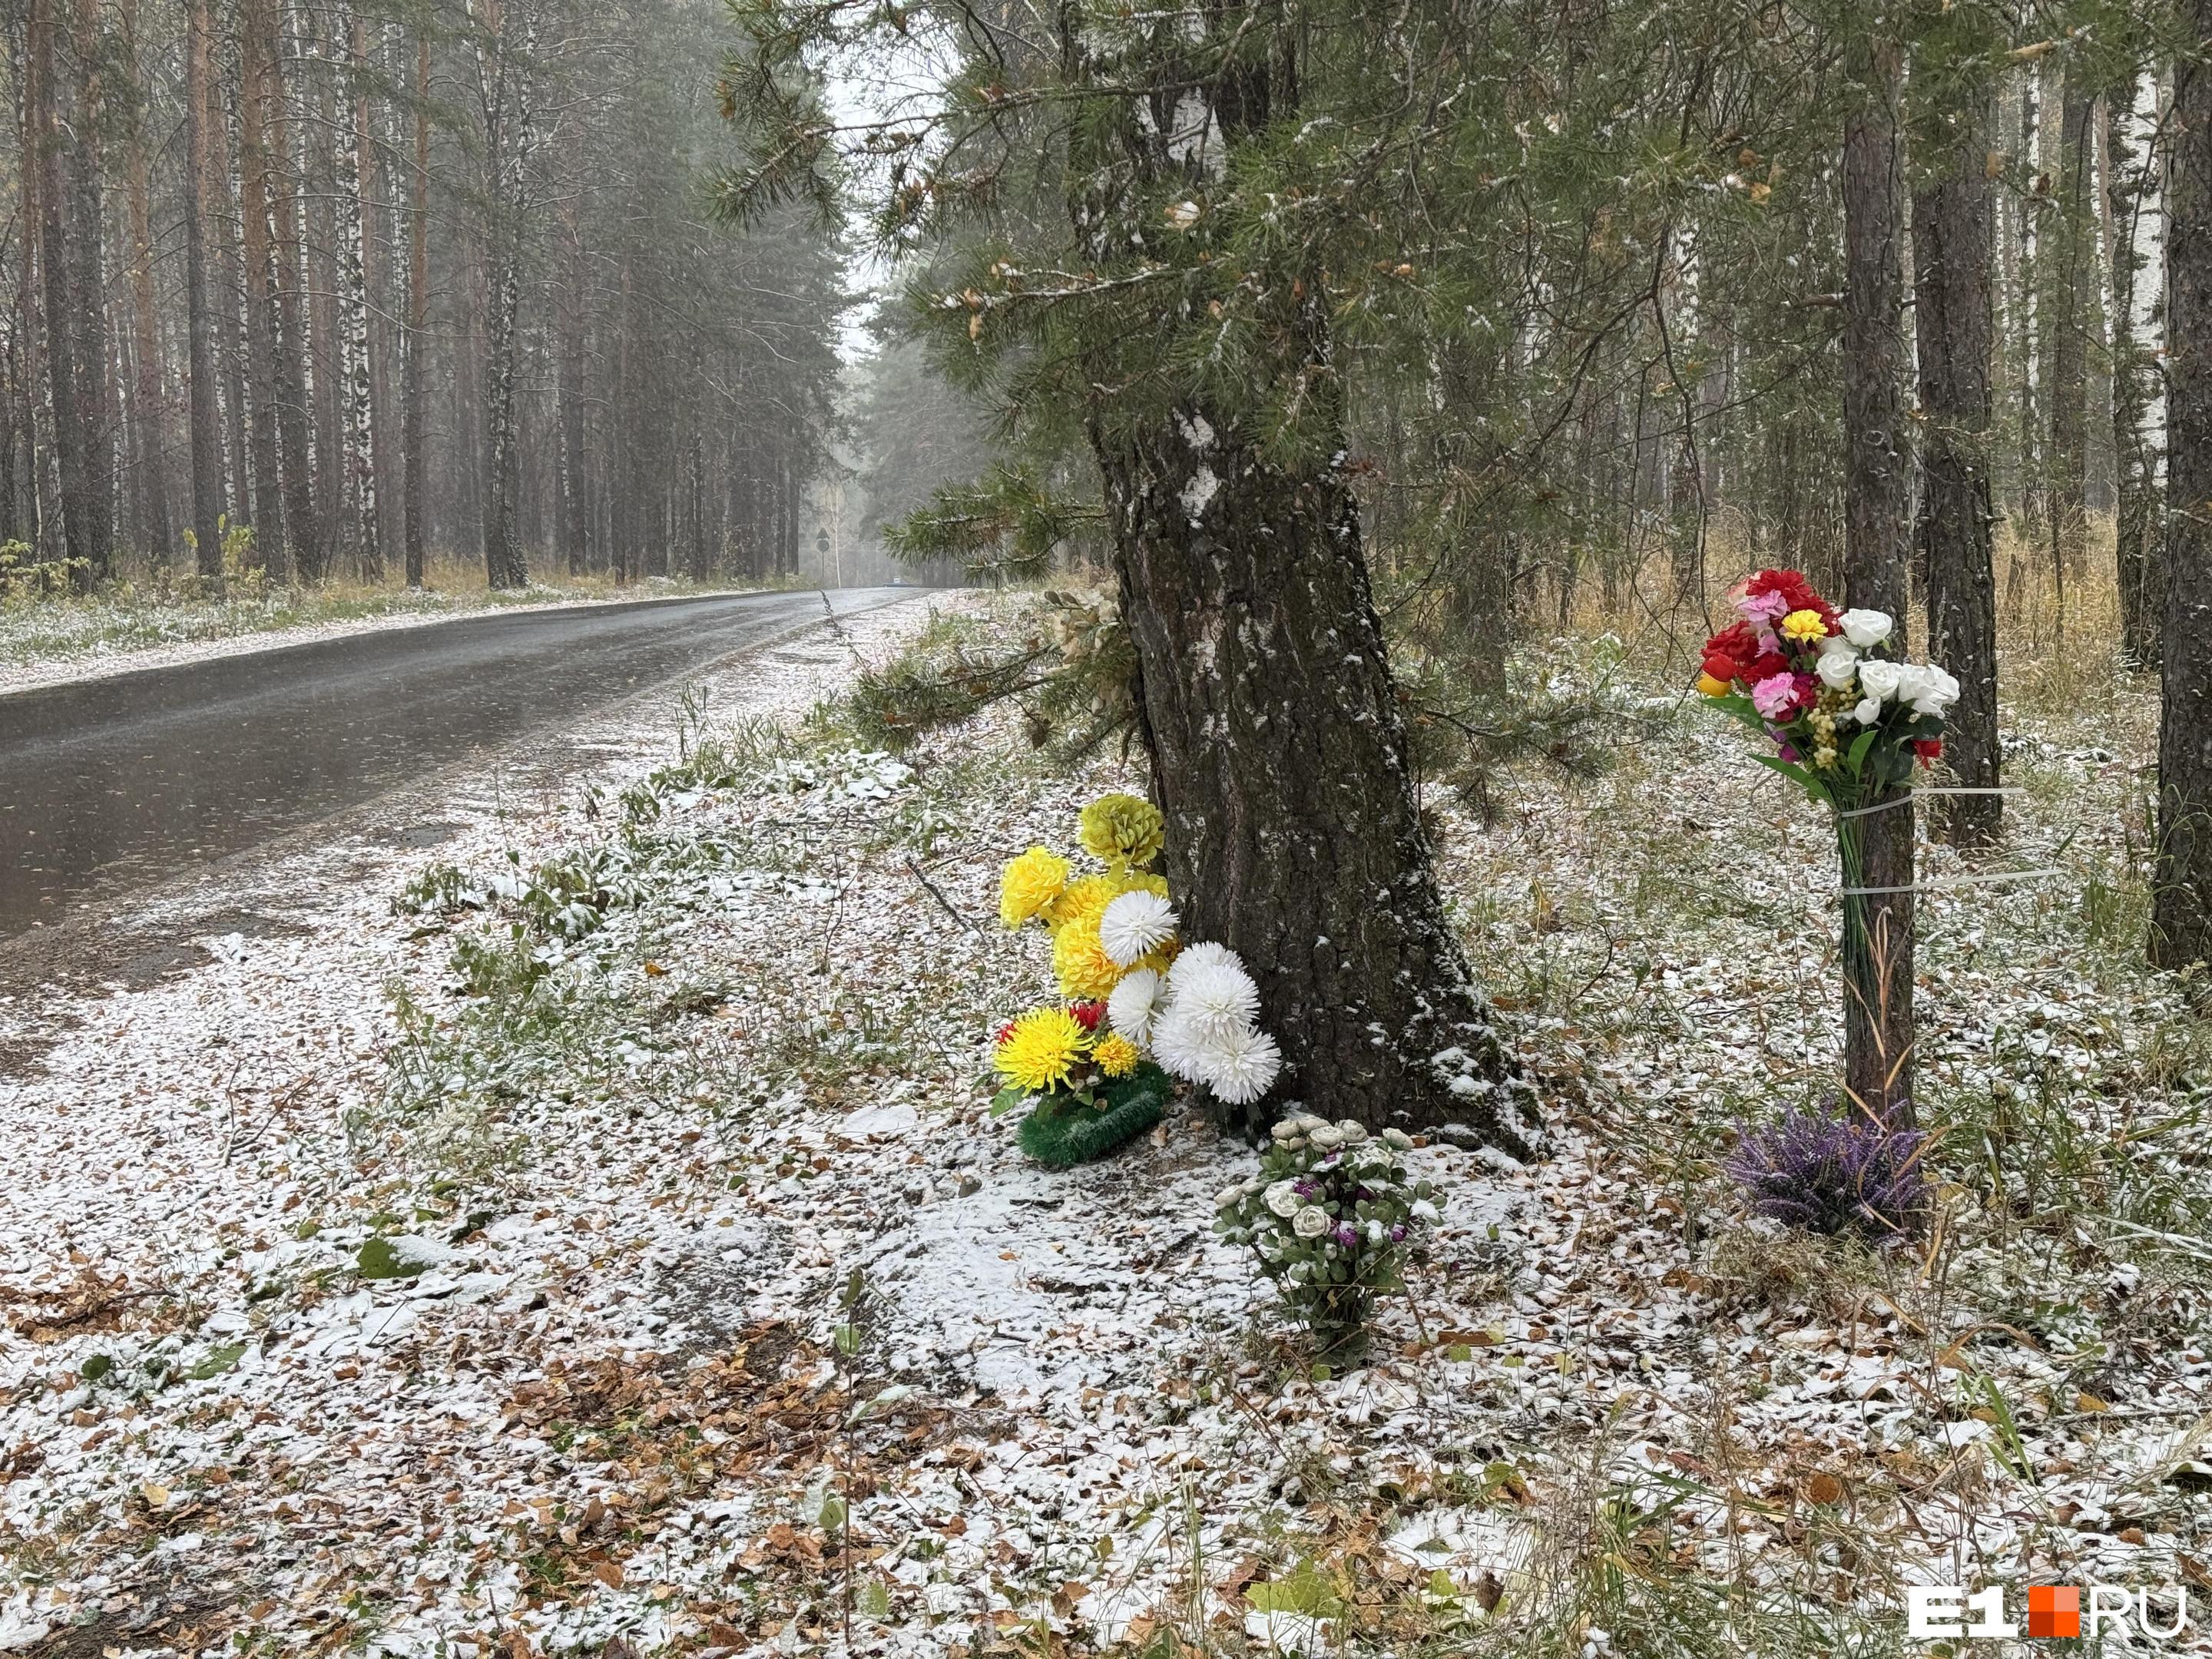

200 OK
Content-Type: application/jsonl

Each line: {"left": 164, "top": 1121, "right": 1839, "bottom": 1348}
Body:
{"left": 998, "top": 846, "right": 1070, "bottom": 929}
{"left": 1094, "top": 1033, "right": 1141, "bottom": 1078}
{"left": 1696, "top": 672, "right": 1733, "bottom": 697}
{"left": 1779, "top": 608, "right": 1830, "bottom": 643}
{"left": 1079, "top": 793, "right": 1165, "bottom": 869}
{"left": 1121, "top": 870, "right": 1170, "bottom": 900}
{"left": 1047, "top": 873, "right": 1121, "bottom": 930}
{"left": 1052, "top": 913, "right": 1127, "bottom": 1000}
{"left": 995, "top": 1007, "right": 1089, "bottom": 1093}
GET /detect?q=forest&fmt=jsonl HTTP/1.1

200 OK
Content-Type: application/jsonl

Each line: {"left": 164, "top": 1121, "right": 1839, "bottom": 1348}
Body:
{"left": 6, "top": 0, "right": 2212, "bottom": 1654}
{"left": 0, "top": 0, "right": 849, "bottom": 599}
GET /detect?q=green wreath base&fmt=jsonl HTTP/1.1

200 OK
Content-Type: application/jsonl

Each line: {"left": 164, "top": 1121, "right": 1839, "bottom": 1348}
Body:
{"left": 1016, "top": 1064, "right": 1172, "bottom": 1167}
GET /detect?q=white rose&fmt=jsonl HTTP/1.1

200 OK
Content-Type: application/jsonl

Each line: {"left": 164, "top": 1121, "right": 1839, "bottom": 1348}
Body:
{"left": 1381, "top": 1128, "right": 1414, "bottom": 1149}
{"left": 1293, "top": 1205, "right": 1332, "bottom": 1239}
{"left": 1264, "top": 1181, "right": 1303, "bottom": 1218}
{"left": 1309, "top": 1126, "right": 1343, "bottom": 1150}
{"left": 1902, "top": 663, "right": 1960, "bottom": 717}
{"left": 1215, "top": 1185, "right": 1244, "bottom": 1210}
{"left": 1839, "top": 608, "right": 1894, "bottom": 649}
{"left": 1270, "top": 1120, "right": 1302, "bottom": 1142}
{"left": 1853, "top": 696, "right": 1884, "bottom": 726}
{"left": 1335, "top": 1120, "right": 1369, "bottom": 1145}
{"left": 1855, "top": 659, "right": 1904, "bottom": 702}
{"left": 1814, "top": 644, "right": 1859, "bottom": 690}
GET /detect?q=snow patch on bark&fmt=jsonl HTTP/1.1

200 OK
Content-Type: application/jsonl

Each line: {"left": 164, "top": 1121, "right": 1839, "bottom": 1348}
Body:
{"left": 1181, "top": 466, "right": 1221, "bottom": 522}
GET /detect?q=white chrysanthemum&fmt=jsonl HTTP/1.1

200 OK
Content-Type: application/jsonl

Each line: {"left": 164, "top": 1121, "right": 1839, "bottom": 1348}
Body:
{"left": 1263, "top": 1180, "right": 1302, "bottom": 1217}
{"left": 1203, "top": 1026, "right": 1283, "bottom": 1105}
{"left": 1292, "top": 1206, "right": 1332, "bottom": 1239}
{"left": 1098, "top": 890, "right": 1178, "bottom": 967}
{"left": 1168, "top": 959, "right": 1259, "bottom": 1034}
{"left": 1164, "top": 940, "right": 1237, "bottom": 990}
{"left": 1106, "top": 969, "right": 1163, "bottom": 1044}
{"left": 1148, "top": 1006, "right": 1212, "bottom": 1082}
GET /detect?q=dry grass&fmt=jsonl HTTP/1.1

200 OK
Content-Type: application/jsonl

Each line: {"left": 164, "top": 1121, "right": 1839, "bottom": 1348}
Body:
{"left": 0, "top": 551, "right": 797, "bottom": 674}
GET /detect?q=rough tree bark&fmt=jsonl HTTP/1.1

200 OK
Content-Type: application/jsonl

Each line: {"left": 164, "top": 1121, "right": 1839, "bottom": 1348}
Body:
{"left": 336, "top": 4, "right": 381, "bottom": 578}
{"left": 2154, "top": 0, "right": 2212, "bottom": 971}
{"left": 1913, "top": 93, "right": 2002, "bottom": 849}
{"left": 64, "top": 0, "right": 111, "bottom": 580}
{"left": 237, "top": 0, "right": 290, "bottom": 578}
{"left": 1841, "top": 42, "right": 1916, "bottom": 1123}
{"left": 403, "top": 22, "right": 428, "bottom": 587}
{"left": 472, "top": 0, "right": 535, "bottom": 590}
{"left": 31, "top": 0, "right": 92, "bottom": 580}
{"left": 118, "top": 0, "right": 171, "bottom": 565}
{"left": 2048, "top": 71, "right": 2096, "bottom": 616}
{"left": 263, "top": 0, "right": 322, "bottom": 581}
{"left": 180, "top": 0, "right": 224, "bottom": 580}
{"left": 2109, "top": 78, "right": 2164, "bottom": 668}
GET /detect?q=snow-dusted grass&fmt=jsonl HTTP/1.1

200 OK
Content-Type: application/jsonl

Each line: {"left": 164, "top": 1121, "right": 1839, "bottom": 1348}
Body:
{"left": 3, "top": 589, "right": 2209, "bottom": 1659}
{"left": 0, "top": 562, "right": 798, "bottom": 694}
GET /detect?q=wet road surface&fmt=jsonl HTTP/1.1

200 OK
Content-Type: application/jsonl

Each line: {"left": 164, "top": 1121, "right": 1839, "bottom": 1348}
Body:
{"left": 0, "top": 587, "right": 911, "bottom": 939}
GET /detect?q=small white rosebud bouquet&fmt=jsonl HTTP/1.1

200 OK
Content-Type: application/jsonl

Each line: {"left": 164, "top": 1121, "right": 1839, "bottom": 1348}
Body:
{"left": 1214, "top": 1114, "right": 1434, "bottom": 1354}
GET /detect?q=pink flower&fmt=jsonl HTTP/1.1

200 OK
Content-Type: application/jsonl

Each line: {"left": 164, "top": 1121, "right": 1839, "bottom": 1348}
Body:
{"left": 1737, "top": 589, "right": 1790, "bottom": 624}
{"left": 1751, "top": 673, "right": 1800, "bottom": 720}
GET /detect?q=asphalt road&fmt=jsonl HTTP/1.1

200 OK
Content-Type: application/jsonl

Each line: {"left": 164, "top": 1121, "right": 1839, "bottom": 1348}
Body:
{"left": 0, "top": 587, "right": 912, "bottom": 940}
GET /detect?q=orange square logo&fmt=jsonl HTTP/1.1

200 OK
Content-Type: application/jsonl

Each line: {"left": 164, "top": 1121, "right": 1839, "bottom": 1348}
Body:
{"left": 2028, "top": 1585, "right": 2080, "bottom": 1638}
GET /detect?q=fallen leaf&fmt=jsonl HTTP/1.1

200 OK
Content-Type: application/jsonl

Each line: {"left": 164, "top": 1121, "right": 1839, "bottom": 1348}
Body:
{"left": 2075, "top": 1391, "right": 2110, "bottom": 1413}
{"left": 591, "top": 1560, "right": 624, "bottom": 1588}
{"left": 1804, "top": 1472, "right": 1844, "bottom": 1506}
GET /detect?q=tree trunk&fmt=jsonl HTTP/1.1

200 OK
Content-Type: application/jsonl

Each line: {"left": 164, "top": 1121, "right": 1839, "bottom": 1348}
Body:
{"left": 2154, "top": 0, "right": 2212, "bottom": 972}
{"left": 2048, "top": 73, "right": 2095, "bottom": 616}
{"left": 1914, "top": 95, "right": 2002, "bottom": 849}
{"left": 237, "top": 0, "right": 290, "bottom": 578}
{"left": 206, "top": 60, "right": 250, "bottom": 547}
{"left": 1841, "top": 45, "right": 1916, "bottom": 1123}
{"left": 2110, "top": 78, "right": 2164, "bottom": 668}
{"left": 1096, "top": 401, "right": 1541, "bottom": 1152}
{"left": 337, "top": 5, "right": 380, "bottom": 579}
{"left": 118, "top": 0, "right": 171, "bottom": 566}
{"left": 403, "top": 24, "right": 428, "bottom": 588}
{"left": 474, "top": 0, "right": 535, "bottom": 591}
{"left": 32, "top": 0, "right": 91, "bottom": 581}
{"left": 181, "top": 0, "right": 224, "bottom": 580}
{"left": 264, "top": 0, "right": 321, "bottom": 581}
{"left": 303, "top": 15, "right": 344, "bottom": 565}
{"left": 65, "top": 0, "right": 111, "bottom": 581}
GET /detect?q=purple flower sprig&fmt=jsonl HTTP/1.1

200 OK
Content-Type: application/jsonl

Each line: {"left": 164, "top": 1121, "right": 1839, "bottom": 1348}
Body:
{"left": 1726, "top": 1097, "right": 1928, "bottom": 1240}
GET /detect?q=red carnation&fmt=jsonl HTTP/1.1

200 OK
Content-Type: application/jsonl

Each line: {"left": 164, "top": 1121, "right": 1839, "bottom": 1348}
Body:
{"left": 1743, "top": 650, "right": 1790, "bottom": 685}
{"left": 1068, "top": 1000, "right": 1107, "bottom": 1032}
{"left": 1912, "top": 738, "right": 1942, "bottom": 765}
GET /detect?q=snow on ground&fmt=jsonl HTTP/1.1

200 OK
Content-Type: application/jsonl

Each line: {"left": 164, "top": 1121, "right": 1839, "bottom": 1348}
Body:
{"left": 4, "top": 594, "right": 2212, "bottom": 1657}
{"left": 0, "top": 579, "right": 770, "bottom": 697}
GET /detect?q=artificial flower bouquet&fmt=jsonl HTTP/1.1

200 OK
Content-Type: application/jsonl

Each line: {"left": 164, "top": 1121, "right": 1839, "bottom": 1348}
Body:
{"left": 1694, "top": 568, "right": 1959, "bottom": 809}
{"left": 991, "top": 793, "right": 1283, "bottom": 1165}
{"left": 1213, "top": 1115, "right": 1435, "bottom": 1353}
